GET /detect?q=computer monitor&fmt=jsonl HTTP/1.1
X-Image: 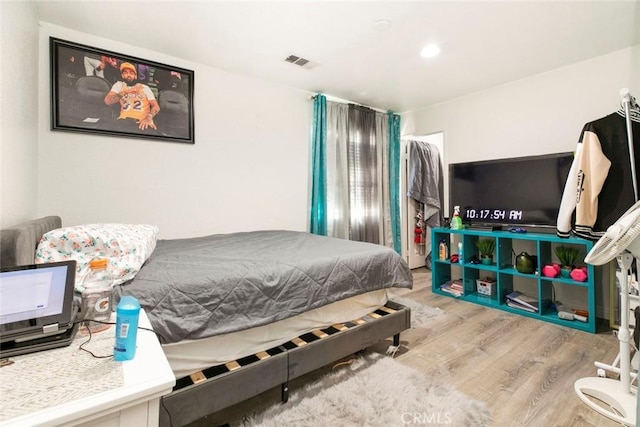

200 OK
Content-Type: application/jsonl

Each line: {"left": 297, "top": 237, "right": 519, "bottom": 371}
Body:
{"left": 0, "top": 260, "right": 79, "bottom": 357}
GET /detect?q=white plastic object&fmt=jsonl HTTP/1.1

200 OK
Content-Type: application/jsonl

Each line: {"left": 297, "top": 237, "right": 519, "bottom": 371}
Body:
{"left": 584, "top": 200, "right": 640, "bottom": 265}
{"left": 573, "top": 314, "right": 588, "bottom": 322}
{"left": 386, "top": 345, "right": 399, "bottom": 357}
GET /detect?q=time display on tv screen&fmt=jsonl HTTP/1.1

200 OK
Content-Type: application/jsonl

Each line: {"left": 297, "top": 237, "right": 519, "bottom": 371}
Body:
{"left": 464, "top": 209, "right": 522, "bottom": 221}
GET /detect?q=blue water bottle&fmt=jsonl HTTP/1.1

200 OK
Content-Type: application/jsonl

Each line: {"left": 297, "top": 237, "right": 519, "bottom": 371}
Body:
{"left": 114, "top": 296, "right": 140, "bottom": 361}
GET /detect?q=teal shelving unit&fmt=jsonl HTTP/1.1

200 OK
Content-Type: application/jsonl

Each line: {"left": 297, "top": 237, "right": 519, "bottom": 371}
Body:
{"left": 431, "top": 227, "right": 596, "bottom": 333}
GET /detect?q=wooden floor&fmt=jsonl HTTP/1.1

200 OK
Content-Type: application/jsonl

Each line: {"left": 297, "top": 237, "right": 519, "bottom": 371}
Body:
{"left": 191, "top": 267, "right": 630, "bottom": 427}
{"left": 391, "top": 267, "right": 626, "bottom": 427}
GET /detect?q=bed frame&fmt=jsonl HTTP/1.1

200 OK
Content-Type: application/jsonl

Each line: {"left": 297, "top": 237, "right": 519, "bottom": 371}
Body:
{"left": 0, "top": 216, "right": 412, "bottom": 427}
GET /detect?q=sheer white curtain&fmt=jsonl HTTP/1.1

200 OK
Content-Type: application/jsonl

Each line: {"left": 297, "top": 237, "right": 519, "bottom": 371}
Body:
{"left": 326, "top": 102, "right": 349, "bottom": 239}
{"left": 325, "top": 100, "right": 393, "bottom": 247}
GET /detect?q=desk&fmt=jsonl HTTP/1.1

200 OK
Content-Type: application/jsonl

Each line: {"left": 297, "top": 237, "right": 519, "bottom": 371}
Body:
{"left": 0, "top": 310, "right": 175, "bottom": 427}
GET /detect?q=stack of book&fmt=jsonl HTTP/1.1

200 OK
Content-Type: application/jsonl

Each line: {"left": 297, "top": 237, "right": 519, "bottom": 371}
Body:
{"left": 440, "top": 279, "right": 463, "bottom": 297}
{"left": 505, "top": 291, "right": 551, "bottom": 313}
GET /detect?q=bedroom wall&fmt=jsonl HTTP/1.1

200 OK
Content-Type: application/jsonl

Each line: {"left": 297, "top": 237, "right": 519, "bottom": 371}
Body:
{"left": 402, "top": 44, "right": 640, "bottom": 319}
{"left": 402, "top": 44, "right": 640, "bottom": 216}
{"left": 0, "top": 1, "right": 40, "bottom": 228}
{"left": 36, "top": 23, "right": 312, "bottom": 239}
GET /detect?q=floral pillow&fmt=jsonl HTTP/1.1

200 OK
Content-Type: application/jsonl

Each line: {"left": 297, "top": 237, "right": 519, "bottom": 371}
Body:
{"left": 35, "top": 223, "right": 159, "bottom": 289}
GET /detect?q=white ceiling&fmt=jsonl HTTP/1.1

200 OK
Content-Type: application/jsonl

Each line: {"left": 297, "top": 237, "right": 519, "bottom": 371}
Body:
{"left": 33, "top": 0, "right": 640, "bottom": 112}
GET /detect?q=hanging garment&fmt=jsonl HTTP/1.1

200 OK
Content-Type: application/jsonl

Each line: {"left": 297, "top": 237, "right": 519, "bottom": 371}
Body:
{"left": 557, "top": 110, "right": 640, "bottom": 240}
{"left": 407, "top": 141, "right": 443, "bottom": 269}
{"left": 407, "top": 141, "right": 444, "bottom": 228}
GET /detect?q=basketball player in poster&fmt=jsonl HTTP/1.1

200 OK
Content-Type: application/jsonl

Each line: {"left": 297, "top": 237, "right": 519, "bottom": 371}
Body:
{"left": 104, "top": 62, "right": 160, "bottom": 134}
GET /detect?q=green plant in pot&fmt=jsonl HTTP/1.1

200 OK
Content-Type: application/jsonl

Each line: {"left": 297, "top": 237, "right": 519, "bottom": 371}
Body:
{"left": 554, "top": 245, "right": 582, "bottom": 278}
{"left": 475, "top": 239, "right": 496, "bottom": 265}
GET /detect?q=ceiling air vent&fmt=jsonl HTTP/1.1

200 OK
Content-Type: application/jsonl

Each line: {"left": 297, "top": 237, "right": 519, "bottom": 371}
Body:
{"left": 285, "top": 55, "right": 311, "bottom": 68}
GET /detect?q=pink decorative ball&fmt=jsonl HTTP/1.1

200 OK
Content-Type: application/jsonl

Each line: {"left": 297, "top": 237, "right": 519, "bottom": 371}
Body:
{"left": 570, "top": 268, "right": 588, "bottom": 282}
{"left": 542, "top": 264, "right": 559, "bottom": 278}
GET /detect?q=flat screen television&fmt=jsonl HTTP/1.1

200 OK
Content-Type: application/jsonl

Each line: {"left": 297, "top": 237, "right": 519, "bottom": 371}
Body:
{"left": 448, "top": 152, "right": 574, "bottom": 229}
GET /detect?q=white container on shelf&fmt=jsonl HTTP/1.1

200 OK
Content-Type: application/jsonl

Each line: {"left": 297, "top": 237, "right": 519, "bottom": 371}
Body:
{"left": 476, "top": 278, "right": 495, "bottom": 296}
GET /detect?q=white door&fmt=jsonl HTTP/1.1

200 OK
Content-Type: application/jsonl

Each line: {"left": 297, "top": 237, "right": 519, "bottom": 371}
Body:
{"left": 401, "top": 133, "right": 445, "bottom": 269}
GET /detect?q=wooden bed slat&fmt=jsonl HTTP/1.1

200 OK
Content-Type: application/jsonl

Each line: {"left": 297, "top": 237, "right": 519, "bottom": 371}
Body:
{"left": 291, "top": 337, "right": 307, "bottom": 347}
{"left": 225, "top": 361, "right": 241, "bottom": 371}
{"left": 332, "top": 323, "right": 348, "bottom": 331}
{"left": 190, "top": 371, "right": 206, "bottom": 384}
{"left": 256, "top": 351, "right": 270, "bottom": 360}
{"left": 379, "top": 306, "right": 397, "bottom": 314}
{"left": 312, "top": 330, "right": 329, "bottom": 339}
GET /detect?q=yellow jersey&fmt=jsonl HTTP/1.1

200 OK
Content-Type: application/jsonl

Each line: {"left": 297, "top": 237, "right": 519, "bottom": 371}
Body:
{"left": 116, "top": 83, "right": 154, "bottom": 121}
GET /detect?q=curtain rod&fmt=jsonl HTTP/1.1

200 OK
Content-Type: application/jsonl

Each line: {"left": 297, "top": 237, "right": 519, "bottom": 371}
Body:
{"left": 310, "top": 93, "right": 392, "bottom": 114}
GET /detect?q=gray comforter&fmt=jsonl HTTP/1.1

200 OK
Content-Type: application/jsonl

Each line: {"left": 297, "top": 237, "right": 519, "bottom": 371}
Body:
{"left": 118, "top": 230, "right": 412, "bottom": 344}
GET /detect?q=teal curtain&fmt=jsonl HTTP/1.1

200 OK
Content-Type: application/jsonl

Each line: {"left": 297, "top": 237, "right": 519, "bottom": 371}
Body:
{"left": 388, "top": 112, "right": 402, "bottom": 253}
{"left": 310, "top": 95, "right": 327, "bottom": 235}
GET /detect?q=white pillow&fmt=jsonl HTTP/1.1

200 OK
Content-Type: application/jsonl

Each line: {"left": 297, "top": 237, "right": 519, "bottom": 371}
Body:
{"left": 35, "top": 223, "right": 159, "bottom": 289}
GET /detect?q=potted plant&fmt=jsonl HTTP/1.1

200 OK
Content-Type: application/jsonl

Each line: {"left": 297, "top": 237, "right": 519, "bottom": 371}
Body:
{"left": 475, "top": 238, "right": 496, "bottom": 265}
{"left": 554, "top": 245, "right": 582, "bottom": 278}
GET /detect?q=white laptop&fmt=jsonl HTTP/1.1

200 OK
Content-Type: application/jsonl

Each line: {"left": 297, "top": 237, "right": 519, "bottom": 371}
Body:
{"left": 0, "top": 260, "right": 79, "bottom": 358}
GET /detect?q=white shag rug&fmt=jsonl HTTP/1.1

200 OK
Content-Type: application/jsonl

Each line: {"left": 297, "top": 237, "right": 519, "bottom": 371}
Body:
{"left": 387, "top": 292, "right": 444, "bottom": 327}
{"left": 244, "top": 353, "right": 491, "bottom": 427}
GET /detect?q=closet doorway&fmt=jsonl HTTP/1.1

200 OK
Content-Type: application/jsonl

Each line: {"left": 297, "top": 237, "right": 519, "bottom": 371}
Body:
{"left": 401, "top": 132, "right": 445, "bottom": 269}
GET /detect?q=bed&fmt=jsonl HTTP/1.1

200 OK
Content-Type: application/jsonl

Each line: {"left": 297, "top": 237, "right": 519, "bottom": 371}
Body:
{"left": 0, "top": 216, "right": 413, "bottom": 427}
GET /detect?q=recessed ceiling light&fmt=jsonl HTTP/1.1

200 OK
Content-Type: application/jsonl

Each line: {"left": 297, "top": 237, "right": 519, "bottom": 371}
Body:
{"left": 374, "top": 19, "right": 391, "bottom": 32}
{"left": 420, "top": 44, "right": 441, "bottom": 59}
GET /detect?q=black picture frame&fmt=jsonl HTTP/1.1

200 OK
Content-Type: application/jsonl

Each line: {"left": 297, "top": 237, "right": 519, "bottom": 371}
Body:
{"left": 50, "top": 37, "right": 195, "bottom": 144}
